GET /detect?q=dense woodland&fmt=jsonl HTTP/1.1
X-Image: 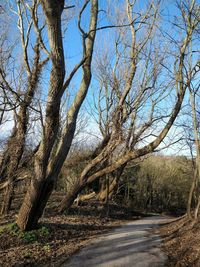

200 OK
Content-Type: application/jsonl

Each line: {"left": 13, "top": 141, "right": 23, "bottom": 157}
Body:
{"left": 0, "top": 0, "right": 199, "bottom": 266}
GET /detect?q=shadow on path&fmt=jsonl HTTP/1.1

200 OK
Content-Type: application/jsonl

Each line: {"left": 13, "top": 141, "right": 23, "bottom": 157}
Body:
{"left": 61, "top": 216, "right": 172, "bottom": 267}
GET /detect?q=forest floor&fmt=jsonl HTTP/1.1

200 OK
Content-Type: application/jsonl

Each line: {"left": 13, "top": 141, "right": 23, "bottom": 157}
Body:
{"left": 0, "top": 192, "right": 145, "bottom": 267}
{"left": 1, "top": 192, "right": 200, "bottom": 267}
{"left": 158, "top": 215, "right": 200, "bottom": 267}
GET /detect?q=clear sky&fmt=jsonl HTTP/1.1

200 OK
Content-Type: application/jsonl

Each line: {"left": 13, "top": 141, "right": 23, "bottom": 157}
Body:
{"left": 0, "top": 0, "right": 199, "bottom": 156}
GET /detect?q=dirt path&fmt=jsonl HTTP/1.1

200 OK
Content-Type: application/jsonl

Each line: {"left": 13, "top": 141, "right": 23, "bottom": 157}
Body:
{"left": 61, "top": 216, "right": 172, "bottom": 267}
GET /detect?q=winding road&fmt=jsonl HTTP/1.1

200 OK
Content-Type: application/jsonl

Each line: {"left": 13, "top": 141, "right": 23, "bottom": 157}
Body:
{"left": 62, "top": 216, "right": 172, "bottom": 267}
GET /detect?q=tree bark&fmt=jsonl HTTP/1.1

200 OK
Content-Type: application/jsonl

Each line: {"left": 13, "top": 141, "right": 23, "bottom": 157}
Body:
{"left": 78, "top": 192, "right": 96, "bottom": 202}
{"left": 0, "top": 182, "right": 14, "bottom": 214}
{"left": 57, "top": 2, "right": 194, "bottom": 214}
{"left": 17, "top": 0, "right": 65, "bottom": 230}
{"left": 0, "top": 40, "right": 44, "bottom": 214}
{"left": 187, "top": 168, "right": 197, "bottom": 218}
{"left": 16, "top": 178, "right": 54, "bottom": 230}
{"left": 58, "top": 184, "right": 85, "bottom": 213}
{"left": 17, "top": 0, "right": 98, "bottom": 231}
{"left": 98, "top": 176, "right": 118, "bottom": 201}
{"left": 187, "top": 86, "right": 200, "bottom": 220}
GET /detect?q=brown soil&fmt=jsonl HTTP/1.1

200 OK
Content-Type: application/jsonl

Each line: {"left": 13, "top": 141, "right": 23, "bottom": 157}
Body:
{"left": 158, "top": 215, "right": 200, "bottom": 267}
{"left": 0, "top": 192, "right": 143, "bottom": 267}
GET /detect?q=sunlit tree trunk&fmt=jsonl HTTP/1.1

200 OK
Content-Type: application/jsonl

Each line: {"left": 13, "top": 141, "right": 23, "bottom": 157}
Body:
{"left": 0, "top": 41, "right": 43, "bottom": 214}
{"left": 16, "top": 0, "right": 66, "bottom": 230}
{"left": 17, "top": 0, "right": 98, "bottom": 231}
{"left": 187, "top": 86, "right": 200, "bottom": 221}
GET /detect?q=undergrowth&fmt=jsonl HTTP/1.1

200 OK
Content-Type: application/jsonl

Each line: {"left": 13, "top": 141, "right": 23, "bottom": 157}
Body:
{"left": 0, "top": 223, "right": 50, "bottom": 243}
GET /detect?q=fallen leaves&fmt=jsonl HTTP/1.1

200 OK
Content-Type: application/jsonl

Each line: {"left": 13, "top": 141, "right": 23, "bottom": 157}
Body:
{"left": 159, "top": 216, "right": 200, "bottom": 267}
{"left": 0, "top": 194, "right": 141, "bottom": 267}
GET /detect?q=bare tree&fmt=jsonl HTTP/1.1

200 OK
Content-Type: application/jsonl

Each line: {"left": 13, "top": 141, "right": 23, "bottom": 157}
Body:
{"left": 0, "top": 1, "right": 49, "bottom": 214}
{"left": 186, "top": 66, "right": 200, "bottom": 220}
{"left": 58, "top": 0, "right": 199, "bottom": 212}
{"left": 16, "top": 0, "right": 99, "bottom": 231}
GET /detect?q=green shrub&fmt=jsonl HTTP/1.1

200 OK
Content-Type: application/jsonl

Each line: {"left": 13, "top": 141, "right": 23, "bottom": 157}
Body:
{"left": 9, "top": 223, "right": 19, "bottom": 234}
{"left": 22, "top": 232, "right": 37, "bottom": 243}
{"left": 38, "top": 226, "right": 50, "bottom": 236}
{"left": 0, "top": 223, "right": 50, "bottom": 243}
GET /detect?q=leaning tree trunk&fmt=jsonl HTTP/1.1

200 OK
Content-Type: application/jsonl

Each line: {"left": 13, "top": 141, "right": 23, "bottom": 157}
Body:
{"left": 187, "top": 168, "right": 198, "bottom": 219}
{"left": 1, "top": 182, "right": 15, "bottom": 215}
{"left": 1, "top": 112, "right": 31, "bottom": 214}
{"left": 98, "top": 176, "right": 118, "bottom": 202}
{"left": 17, "top": 0, "right": 65, "bottom": 231}
{"left": 16, "top": 178, "right": 54, "bottom": 230}
{"left": 96, "top": 164, "right": 126, "bottom": 202}
{"left": 78, "top": 192, "right": 96, "bottom": 203}
{"left": 17, "top": 0, "right": 98, "bottom": 231}
{"left": 0, "top": 41, "right": 43, "bottom": 215}
{"left": 59, "top": 163, "right": 126, "bottom": 212}
{"left": 58, "top": 183, "right": 85, "bottom": 213}
{"left": 0, "top": 128, "right": 23, "bottom": 214}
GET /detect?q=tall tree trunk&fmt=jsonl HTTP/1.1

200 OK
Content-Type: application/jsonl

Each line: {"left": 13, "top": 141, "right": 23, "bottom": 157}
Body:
{"left": 17, "top": 0, "right": 98, "bottom": 231}
{"left": 187, "top": 168, "right": 198, "bottom": 219}
{"left": 194, "top": 196, "right": 200, "bottom": 221}
{"left": 1, "top": 182, "right": 14, "bottom": 214}
{"left": 1, "top": 109, "right": 31, "bottom": 214}
{"left": 17, "top": 0, "right": 65, "bottom": 231}
{"left": 187, "top": 88, "right": 200, "bottom": 220}
{"left": 56, "top": 0, "right": 191, "bottom": 214}
{"left": 0, "top": 41, "right": 43, "bottom": 214}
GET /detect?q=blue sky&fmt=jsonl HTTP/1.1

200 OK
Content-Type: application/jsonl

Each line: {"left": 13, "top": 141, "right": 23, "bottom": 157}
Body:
{"left": 0, "top": 0, "right": 199, "bottom": 156}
